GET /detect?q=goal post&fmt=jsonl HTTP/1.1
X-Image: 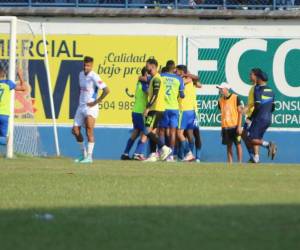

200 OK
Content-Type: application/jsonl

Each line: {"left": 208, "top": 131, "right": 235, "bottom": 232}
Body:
{"left": 0, "top": 16, "right": 60, "bottom": 158}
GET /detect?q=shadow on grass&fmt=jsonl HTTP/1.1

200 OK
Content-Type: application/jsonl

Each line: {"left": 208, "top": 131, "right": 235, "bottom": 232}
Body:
{"left": 0, "top": 205, "right": 299, "bottom": 250}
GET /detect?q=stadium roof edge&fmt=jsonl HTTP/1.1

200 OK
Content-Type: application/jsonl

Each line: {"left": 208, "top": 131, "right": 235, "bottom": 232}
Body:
{"left": 1, "top": 8, "right": 300, "bottom": 19}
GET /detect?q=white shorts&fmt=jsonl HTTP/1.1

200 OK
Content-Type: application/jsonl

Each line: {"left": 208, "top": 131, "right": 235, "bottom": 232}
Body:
{"left": 73, "top": 105, "right": 99, "bottom": 127}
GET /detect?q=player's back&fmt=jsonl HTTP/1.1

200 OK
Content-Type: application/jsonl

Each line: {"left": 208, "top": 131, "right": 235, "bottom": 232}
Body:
{"left": 132, "top": 80, "right": 148, "bottom": 114}
{"left": 179, "top": 80, "right": 195, "bottom": 111}
{"left": 161, "top": 73, "right": 183, "bottom": 110}
{"left": 254, "top": 85, "right": 275, "bottom": 122}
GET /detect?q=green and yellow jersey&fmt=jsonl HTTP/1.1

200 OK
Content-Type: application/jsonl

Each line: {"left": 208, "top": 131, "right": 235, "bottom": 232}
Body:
{"left": 148, "top": 73, "right": 165, "bottom": 112}
{"left": 132, "top": 80, "right": 148, "bottom": 114}
{"left": 161, "top": 73, "right": 184, "bottom": 110}
{"left": 0, "top": 79, "right": 16, "bottom": 116}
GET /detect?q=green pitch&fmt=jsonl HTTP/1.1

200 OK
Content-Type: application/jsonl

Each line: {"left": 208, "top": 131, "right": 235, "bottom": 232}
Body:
{"left": 0, "top": 158, "right": 300, "bottom": 250}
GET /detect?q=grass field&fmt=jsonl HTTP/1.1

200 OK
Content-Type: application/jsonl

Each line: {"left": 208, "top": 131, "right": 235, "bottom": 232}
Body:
{"left": 0, "top": 158, "right": 300, "bottom": 250}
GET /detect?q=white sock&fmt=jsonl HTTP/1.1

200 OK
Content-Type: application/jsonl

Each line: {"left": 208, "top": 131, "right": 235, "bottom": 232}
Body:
{"left": 87, "top": 142, "right": 95, "bottom": 158}
{"left": 78, "top": 142, "right": 86, "bottom": 157}
{"left": 253, "top": 154, "right": 260, "bottom": 163}
{"left": 262, "top": 141, "right": 270, "bottom": 148}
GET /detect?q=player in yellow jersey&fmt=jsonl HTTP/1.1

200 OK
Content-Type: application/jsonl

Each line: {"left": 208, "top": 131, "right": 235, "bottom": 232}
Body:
{"left": 0, "top": 66, "right": 26, "bottom": 146}
{"left": 176, "top": 65, "right": 198, "bottom": 162}
{"left": 158, "top": 60, "right": 185, "bottom": 162}
{"left": 142, "top": 58, "right": 172, "bottom": 161}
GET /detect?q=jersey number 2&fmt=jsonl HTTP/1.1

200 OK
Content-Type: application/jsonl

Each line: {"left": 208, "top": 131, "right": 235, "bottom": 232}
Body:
{"left": 165, "top": 86, "right": 172, "bottom": 96}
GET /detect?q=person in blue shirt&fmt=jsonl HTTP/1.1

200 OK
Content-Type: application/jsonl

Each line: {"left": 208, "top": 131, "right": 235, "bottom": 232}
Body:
{"left": 246, "top": 71, "right": 277, "bottom": 163}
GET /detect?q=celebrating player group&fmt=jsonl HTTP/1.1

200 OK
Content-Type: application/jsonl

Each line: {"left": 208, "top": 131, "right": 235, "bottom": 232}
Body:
{"left": 69, "top": 56, "right": 277, "bottom": 164}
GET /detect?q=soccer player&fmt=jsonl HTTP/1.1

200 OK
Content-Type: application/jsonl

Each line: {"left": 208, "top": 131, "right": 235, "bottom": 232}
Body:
{"left": 142, "top": 58, "right": 172, "bottom": 161}
{"left": 121, "top": 67, "right": 149, "bottom": 160}
{"left": 176, "top": 65, "right": 197, "bottom": 162}
{"left": 72, "top": 56, "right": 110, "bottom": 163}
{"left": 217, "top": 82, "right": 243, "bottom": 163}
{"left": 159, "top": 60, "right": 185, "bottom": 161}
{"left": 242, "top": 68, "right": 261, "bottom": 162}
{"left": 0, "top": 66, "right": 26, "bottom": 146}
{"left": 246, "top": 72, "right": 277, "bottom": 163}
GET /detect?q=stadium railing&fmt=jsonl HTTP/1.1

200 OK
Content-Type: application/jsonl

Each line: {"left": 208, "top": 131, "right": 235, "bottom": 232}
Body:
{"left": 0, "top": 0, "right": 299, "bottom": 10}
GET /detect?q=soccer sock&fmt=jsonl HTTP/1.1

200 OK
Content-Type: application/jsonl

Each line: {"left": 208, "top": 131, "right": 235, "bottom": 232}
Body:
{"left": 189, "top": 139, "right": 195, "bottom": 153}
{"left": 253, "top": 154, "right": 260, "bottom": 163}
{"left": 178, "top": 141, "right": 185, "bottom": 160}
{"left": 170, "top": 146, "right": 175, "bottom": 156}
{"left": 247, "top": 146, "right": 254, "bottom": 159}
{"left": 183, "top": 141, "right": 191, "bottom": 155}
{"left": 135, "top": 140, "right": 146, "bottom": 155}
{"left": 148, "top": 132, "right": 164, "bottom": 149}
{"left": 87, "top": 142, "right": 95, "bottom": 158}
{"left": 159, "top": 136, "right": 165, "bottom": 146}
{"left": 149, "top": 139, "right": 157, "bottom": 153}
{"left": 262, "top": 141, "right": 270, "bottom": 148}
{"left": 124, "top": 138, "right": 135, "bottom": 154}
{"left": 195, "top": 148, "right": 202, "bottom": 160}
{"left": 0, "top": 136, "right": 7, "bottom": 145}
{"left": 78, "top": 142, "right": 86, "bottom": 157}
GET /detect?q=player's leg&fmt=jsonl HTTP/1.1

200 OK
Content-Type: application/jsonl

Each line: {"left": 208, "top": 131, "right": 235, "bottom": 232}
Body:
{"left": 242, "top": 122, "right": 255, "bottom": 162}
{"left": 177, "top": 111, "right": 190, "bottom": 161}
{"left": 234, "top": 130, "right": 243, "bottom": 163}
{"left": 166, "top": 110, "right": 179, "bottom": 162}
{"left": 133, "top": 133, "right": 148, "bottom": 161}
{"left": 81, "top": 115, "right": 96, "bottom": 163}
{"left": 144, "top": 111, "right": 171, "bottom": 161}
{"left": 0, "top": 115, "right": 9, "bottom": 146}
{"left": 121, "top": 112, "right": 142, "bottom": 160}
{"left": 72, "top": 108, "right": 86, "bottom": 162}
{"left": 248, "top": 121, "right": 277, "bottom": 162}
{"left": 193, "top": 128, "right": 202, "bottom": 162}
{"left": 227, "top": 143, "right": 233, "bottom": 163}
{"left": 182, "top": 111, "right": 196, "bottom": 162}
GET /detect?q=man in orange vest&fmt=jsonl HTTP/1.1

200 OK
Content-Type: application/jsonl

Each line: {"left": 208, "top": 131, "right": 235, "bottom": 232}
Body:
{"left": 217, "top": 82, "right": 243, "bottom": 163}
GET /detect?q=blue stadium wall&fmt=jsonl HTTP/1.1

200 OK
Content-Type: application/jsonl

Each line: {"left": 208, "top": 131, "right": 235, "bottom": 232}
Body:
{"left": 39, "top": 127, "right": 300, "bottom": 163}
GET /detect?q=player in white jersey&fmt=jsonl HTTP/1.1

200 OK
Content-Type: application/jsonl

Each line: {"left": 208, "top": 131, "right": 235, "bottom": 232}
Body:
{"left": 72, "top": 56, "right": 110, "bottom": 163}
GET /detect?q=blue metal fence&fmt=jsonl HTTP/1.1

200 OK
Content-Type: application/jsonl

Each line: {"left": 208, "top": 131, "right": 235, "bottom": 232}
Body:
{"left": 0, "top": 0, "right": 299, "bottom": 9}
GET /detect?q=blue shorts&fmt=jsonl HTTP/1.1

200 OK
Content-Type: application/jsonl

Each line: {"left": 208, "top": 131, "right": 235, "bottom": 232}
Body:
{"left": 159, "top": 109, "right": 179, "bottom": 129}
{"left": 0, "top": 115, "right": 9, "bottom": 137}
{"left": 132, "top": 112, "right": 145, "bottom": 131}
{"left": 179, "top": 110, "right": 196, "bottom": 130}
{"left": 248, "top": 119, "right": 270, "bottom": 140}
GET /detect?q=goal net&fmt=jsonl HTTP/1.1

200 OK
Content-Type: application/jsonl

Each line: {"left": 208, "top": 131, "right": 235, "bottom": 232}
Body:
{"left": 0, "top": 17, "right": 45, "bottom": 157}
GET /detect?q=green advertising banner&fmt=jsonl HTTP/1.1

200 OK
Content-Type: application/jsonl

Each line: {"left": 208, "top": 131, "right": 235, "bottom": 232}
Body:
{"left": 187, "top": 37, "right": 300, "bottom": 129}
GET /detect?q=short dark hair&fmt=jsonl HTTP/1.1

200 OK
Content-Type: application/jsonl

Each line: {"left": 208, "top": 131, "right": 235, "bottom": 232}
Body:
{"left": 176, "top": 64, "right": 187, "bottom": 74}
{"left": 84, "top": 56, "right": 94, "bottom": 63}
{"left": 161, "top": 66, "right": 168, "bottom": 73}
{"left": 166, "top": 60, "right": 175, "bottom": 68}
{"left": 146, "top": 58, "right": 158, "bottom": 67}
{"left": 251, "top": 68, "right": 264, "bottom": 81}
{"left": 141, "top": 66, "right": 147, "bottom": 76}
